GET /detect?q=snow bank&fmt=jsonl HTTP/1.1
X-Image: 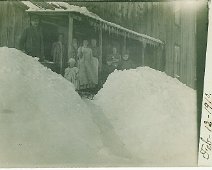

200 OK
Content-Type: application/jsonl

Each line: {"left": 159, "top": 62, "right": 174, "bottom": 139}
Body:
{"left": 94, "top": 67, "right": 197, "bottom": 166}
{"left": 0, "top": 47, "right": 105, "bottom": 167}
{"left": 0, "top": 47, "right": 198, "bottom": 167}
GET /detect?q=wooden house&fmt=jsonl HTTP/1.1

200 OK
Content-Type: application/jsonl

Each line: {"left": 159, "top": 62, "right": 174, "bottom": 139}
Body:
{"left": 0, "top": 1, "right": 199, "bottom": 89}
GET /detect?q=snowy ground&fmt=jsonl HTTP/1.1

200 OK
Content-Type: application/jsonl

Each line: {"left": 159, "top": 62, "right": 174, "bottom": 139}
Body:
{"left": 0, "top": 47, "right": 197, "bottom": 167}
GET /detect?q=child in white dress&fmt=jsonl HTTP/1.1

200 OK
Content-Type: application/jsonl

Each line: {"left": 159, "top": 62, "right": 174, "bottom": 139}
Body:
{"left": 64, "top": 58, "right": 79, "bottom": 90}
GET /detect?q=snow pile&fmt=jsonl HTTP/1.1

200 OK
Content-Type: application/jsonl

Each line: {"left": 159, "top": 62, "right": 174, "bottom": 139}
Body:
{"left": 0, "top": 47, "right": 105, "bottom": 167}
{"left": 94, "top": 67, "right": 197, "bottom": 166}
{"left": 0, "top": 47, "right": 198, "bottom": 167}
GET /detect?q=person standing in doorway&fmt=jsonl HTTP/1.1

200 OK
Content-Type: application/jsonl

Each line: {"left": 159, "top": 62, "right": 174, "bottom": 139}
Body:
{"left": 90, "top": 38, "right": 100, "bottom": 89}
{"left": 51, "top": 33, "right": 64, "bottom": 74}
{"left": 19, "top": 15, "right": 44, "bottom": 62}
{"left": 90, "top": 39, "right": 100, "bottom": 60}
{"left": 71, "top": 38, "right": 79, "bottom": 66}
{"left": 107, "top": 47, "right": 121, "bottom": 72}
{"left": 102, "top": 47, "right": 121, "bottom": 82}
{"left": 78, "top": 39, "right": 98, "bottom": 91}
{"left": 118, "top": 50, "right": 136, "bottom": 70}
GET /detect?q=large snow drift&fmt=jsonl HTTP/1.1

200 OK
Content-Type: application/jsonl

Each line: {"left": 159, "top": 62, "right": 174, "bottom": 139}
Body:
{"left": 0, "top": 47, "right": 197, "bottom": 167}
{"left": 94, "top": 68, "right": 197, "bottom": 166}
{"left": 0, "top": 47, "right": 107, "bottom": 167}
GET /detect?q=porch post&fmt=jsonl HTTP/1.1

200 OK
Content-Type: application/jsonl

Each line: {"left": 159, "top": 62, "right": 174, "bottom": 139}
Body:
{"left": 142, "top": 42, "right": 146, "bottom": 66}
{"left": 156, "top": 45, "right": 161, "bottom": 70}
{"left": 152, "top": 45, "right": 157, "bottom": 69}
{"left": 123, "top": 35, "right": 127, "bottom": 55}
{"left": 68, "top": 14, "right": 74, "bottom": 60}
{"left": 99, "top": 28, "right": 103, "bottom": 72}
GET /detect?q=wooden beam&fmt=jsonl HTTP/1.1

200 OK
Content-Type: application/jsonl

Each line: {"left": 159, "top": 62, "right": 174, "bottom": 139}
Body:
{"left": 142, "top": 42, "right": 146, "bottom": 66}
{"left": 123, "top": 35, "right": 126, "bottom": 55}
{"left": 99, "top": 28, "right": 103, "bottom": 72}
{"left": 154, "top": 46, "right": 159, "bottom": 70}
{"left": 67, "top": 14, "right": 73, "bottom": 60}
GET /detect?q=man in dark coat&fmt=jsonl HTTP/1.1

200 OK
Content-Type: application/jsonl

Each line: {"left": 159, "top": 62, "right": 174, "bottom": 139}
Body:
{"left": 106, "top": 47, "right": 121, "bottom": 73}
{"left": 19, "top": 15, "right": 44, "bottom": 61}
{"left": 102, "top": 47, "right": 121, "bottom": 83}
{"left": 51, "top": 33, "right": 64, "bottom": 74}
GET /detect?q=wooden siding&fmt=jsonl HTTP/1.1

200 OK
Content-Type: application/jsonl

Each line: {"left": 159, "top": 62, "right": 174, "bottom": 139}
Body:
{"left": 71, "top": 1, "right": 197, "bottom": 89}
{"left": 0, "top": 2, "right": 29, "bottom": 49}
{"left": 0, "top": 1, "right": 198, "bottom": 89}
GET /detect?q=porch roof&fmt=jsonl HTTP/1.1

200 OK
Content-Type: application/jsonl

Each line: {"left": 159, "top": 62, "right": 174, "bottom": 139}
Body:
{"left": 21, "top": 1, "right": 163, "bottom": 46}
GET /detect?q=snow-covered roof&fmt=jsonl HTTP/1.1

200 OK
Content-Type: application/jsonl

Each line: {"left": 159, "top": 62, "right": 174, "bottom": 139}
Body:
{"left": 21, "top": 1, "right": 163, "bottom": 46}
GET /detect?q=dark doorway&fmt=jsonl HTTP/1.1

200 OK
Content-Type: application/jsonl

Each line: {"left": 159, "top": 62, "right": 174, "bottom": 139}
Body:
{"left": 42, "top": 22, "right": 58, "bottom": 62}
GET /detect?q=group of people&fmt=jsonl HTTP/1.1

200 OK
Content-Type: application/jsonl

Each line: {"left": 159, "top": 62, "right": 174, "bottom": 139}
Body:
{"left": 19, "top": 15, "right": 136, "bottom": 95}
{"left": 63, "top": 40, "right": 136, "bottom": 93}
{"left": 64, "top": 39, "right": 99, "bottom": 93}
{"left": 102, "top": 47, "right": 136, "bottom": 82}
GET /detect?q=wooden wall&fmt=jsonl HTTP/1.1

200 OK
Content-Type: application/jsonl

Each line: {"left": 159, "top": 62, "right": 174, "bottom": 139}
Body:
{"left": 180, "top": 3, "right": 197, "bottom": 89}
{"left": 0, "top": 2, "right": 29, "bottom": 49}
{"left": 0, "top": 1, "right": 198, "bottom": 89}
{"left": 71, "top": 1, "right": 197, "bottom": 89}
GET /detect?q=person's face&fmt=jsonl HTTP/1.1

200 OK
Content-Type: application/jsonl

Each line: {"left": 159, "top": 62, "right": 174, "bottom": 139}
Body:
{"left": 69, "top": 60, "right": 75, "bottom": 67}
{"left": 123, "top": 54, "right": 129, "bottom": 61}
{"left": 31, "top": 18, "right": 39, "bottom": 27}
{"left": 83, "top": 40, "right": 88, "bottom": 47}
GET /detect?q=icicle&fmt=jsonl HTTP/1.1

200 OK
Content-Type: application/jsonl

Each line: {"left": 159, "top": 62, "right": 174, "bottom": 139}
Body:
{"left": 89, "top": 20, "right": 92, "bottom": 26}
{"left": 94, "top": 23, "right": 97, "bottom": 32}
{"left": 149, "top": 40, "right": 151, "bottom": 46}
{"left": 100, "top": 22, "right": 103, "bottom": 31}
{"left": 111, "top": 27, "right": 114, "bottom": 34}
{"left": 143, "top": 39, "right": 147, "bottom": 46}
{"left": 103, "top": 23, "right": 105, "bottom": 31}
{"left": 98, "top": 23, "right": 100, "bottom": 30}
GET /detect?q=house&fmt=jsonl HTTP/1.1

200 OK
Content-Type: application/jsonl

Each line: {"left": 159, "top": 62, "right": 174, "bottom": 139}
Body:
{"left": 0, "top": 1, "right": 200, "bottom": 89}
{"left": 73, "top": 1, "right": 199, "bottom": 89}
